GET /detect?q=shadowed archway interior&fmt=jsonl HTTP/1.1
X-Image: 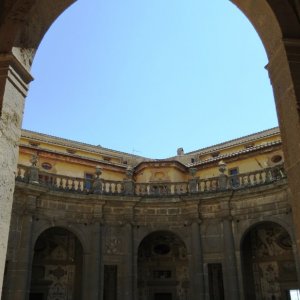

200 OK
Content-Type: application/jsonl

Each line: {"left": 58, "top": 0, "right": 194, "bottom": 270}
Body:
{"left": 138, "top": 231, "right": 189, "bottom": 300}
{"left": 241, "top": 222, "right": 297, "bottom": 300}
{"left": 29, "top": 227, "right": 83, "bottom": 300}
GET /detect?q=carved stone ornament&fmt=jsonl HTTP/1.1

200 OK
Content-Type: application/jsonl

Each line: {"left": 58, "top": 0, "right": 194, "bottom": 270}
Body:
{"left": 218, "top": 160, "right": 227, "bottom": 174}
{"left": 30, "top": 154, "right": 38, "bottom": 167}
{"left": 126, "top": 166, "right": 134, "bottom": 179}
{"left": 105, "top": 238, "right": 121, "bottom": 254}
{"left": 189, "top": 167, "right": 197, "bottom": 178}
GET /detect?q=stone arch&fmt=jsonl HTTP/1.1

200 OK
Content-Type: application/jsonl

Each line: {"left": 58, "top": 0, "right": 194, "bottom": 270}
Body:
{"left": 238, "top": 216, "right": 295, "bottom": 250}
{"left": 1, "top": 0, "right": 300, "bottom": 296}
{"left": 29, "top": 226, "right": 83, "bottom": 300}
{"left": 32, "top": 221, "right": 89, "bottom": 255}
{"left": 240, "top": 221, "right": 298, "bottom": 300}
{"left": 1, "top": 1, "right": 293, "bottom": 64}
{"left": 230, "top": 0, "right": 300, "bottom": 58}
{"left": 137, "top": 228, "right": 189, "bottom": 254}
{"left": 0, "top": 0, "right": 76, "bottom": 66}
{"left": 137, "top": 230, "right": 189, "bottom": 300}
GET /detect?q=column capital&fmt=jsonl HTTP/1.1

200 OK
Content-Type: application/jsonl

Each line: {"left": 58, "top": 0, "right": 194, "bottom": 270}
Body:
{"left": 0, "top": 53, "right": 33, "bottom": 96}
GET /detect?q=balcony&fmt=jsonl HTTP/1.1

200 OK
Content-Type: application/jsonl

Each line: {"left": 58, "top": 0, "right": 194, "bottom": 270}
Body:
{"left": 15, "top": 164, "right": 286, "bottom": 197}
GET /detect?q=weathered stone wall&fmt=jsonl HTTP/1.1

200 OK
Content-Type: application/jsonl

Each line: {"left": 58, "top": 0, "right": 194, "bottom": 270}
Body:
{"left": 0, "top": 54, "right": 32, "bottom": 296}
{"left": 1, "top": 179, "right": 294, "bottom": 300}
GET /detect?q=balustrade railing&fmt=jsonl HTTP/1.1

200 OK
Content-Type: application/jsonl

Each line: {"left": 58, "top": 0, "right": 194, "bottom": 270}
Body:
{"left": 134, "top": 182, "right": 189, "bottom": 196}
{"left": 15, "top": 164, "right": 286, "bottom": 196}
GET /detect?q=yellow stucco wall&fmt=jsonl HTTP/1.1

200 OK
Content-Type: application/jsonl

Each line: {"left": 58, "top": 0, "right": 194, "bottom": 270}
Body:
{"left": 18, "top": 130, "right": 283, "bottom": 183}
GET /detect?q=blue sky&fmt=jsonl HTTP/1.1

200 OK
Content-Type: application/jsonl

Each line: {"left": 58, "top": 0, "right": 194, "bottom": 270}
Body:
{"left": 23, "top": 0, "right": 278, "bottom": 159}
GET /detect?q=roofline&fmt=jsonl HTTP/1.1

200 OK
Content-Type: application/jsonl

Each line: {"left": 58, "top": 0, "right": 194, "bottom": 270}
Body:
{"left": 21, "top": 127, "right": 280, "bottom": 162}
{"left": 21, "top": 129, "right": 147, "bottom": 160}
{"left": 187, "top": 139, "right": 282, "bottom": 167}
{"left": 185, "top": 127, "right": 280, "bottom": 156}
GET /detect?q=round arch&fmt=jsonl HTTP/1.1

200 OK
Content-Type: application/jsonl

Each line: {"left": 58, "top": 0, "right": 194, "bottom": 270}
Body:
{"left": 29, "top": 226, "right": 84, "bottom": 300}
{"left": 238, "top": 216, "right": 295, "bottom": 251}
{"left": 1, "top": 1, "right": 294, "bottom": 65}
{"left": 1, "top": 0, "right": 300, "bottom": 296}
{"left": 136, "top": 228, "right": 189, "bottom": 253}
{"left": 240, "top": 221, "right": 298, "bottom": 300}
{"left": 32, "top": 220, "right": 89, "bottom": 255}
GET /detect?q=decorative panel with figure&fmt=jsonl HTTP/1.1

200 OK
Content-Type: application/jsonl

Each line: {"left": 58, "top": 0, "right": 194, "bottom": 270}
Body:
{"left": 242, "top": 222, "right": 297, "bottom": 300}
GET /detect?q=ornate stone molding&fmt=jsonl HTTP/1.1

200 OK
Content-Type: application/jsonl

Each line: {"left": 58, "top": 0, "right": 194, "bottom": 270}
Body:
{"left": 0, "top": 53, "right": 33, "bottom": 96}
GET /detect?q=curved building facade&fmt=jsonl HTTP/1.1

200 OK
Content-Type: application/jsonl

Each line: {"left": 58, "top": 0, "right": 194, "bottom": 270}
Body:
{"left": 1, "top": 127, "right": 298, "bottom": 300}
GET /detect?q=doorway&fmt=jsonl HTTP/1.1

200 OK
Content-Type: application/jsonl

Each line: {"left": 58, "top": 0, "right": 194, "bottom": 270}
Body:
{"left": 154, "top": 293, "right": 172, "bottom": 300}
{"left": 138, "top": 231, "right": 189, "bottom": 300}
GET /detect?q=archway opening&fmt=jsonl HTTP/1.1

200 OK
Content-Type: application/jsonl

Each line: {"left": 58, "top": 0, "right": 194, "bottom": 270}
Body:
{"left": 138, "top": 231, "right": 189, "bottom": 300}
{"left": 241, "top": 222, "right": 297, "bottom": 300}
{"left": 29, "top": 227, "right": 83, "bottom": 300}
{"left": 22, "top": 0, "right": 278, "bottom": 159}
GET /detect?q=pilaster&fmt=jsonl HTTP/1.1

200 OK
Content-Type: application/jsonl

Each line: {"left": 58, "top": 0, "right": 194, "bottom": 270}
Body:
{"left": 4, "top": 195, "right": 36, "bottom": 300}
{"left": 86, "top": 222, "right": 102, "bottom": 300}
{"left": 190, "top": 220, "right": 205, "bottom": 300}
{"left": 0, "top": 53, "right": 33, "bottom": 297}
{"left": 123, "top": 222, "right": 133, "bottom": 300}
{"left": 220, "top": 200, "right": 239, "bottom": 300}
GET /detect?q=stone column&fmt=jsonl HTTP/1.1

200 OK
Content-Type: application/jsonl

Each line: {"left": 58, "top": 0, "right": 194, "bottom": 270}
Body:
{"left": 190, "top": 220, "right": 205, "bottom": 300}
{"left": 123, "top": 222, "right": 133, "bottom": 300}
{"left": 266, "top": 39, "right": 300, "bottom": 270}
{"left": 222, "top": 216, "right": 239, "bottom": 300}
{"left": 0, "top": 54, "right": 33, "bottom": 296}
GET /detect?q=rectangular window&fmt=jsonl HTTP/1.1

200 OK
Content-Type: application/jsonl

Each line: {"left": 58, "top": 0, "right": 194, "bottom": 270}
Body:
{"left": 104, "top": 265, "right": 117, "bottom": 300}
{"left": 229, "top": 167, "right": 239, "bottom": 188}
{"left": 208, "top": 263, "right": 224, "bottom": 300}
{"left": 84, "top": 173, "right": 93, "bottom": 191}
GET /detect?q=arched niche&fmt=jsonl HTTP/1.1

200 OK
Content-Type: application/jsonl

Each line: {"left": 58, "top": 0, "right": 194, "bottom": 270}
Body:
{"left": 241, "top": 221, "right": 298, "bottom": 300}
{"left": 137, "top": 230, "right": 189, "bottom": 300}
{"left": 29, "top": 227, "right": 83, "bottom": 300}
